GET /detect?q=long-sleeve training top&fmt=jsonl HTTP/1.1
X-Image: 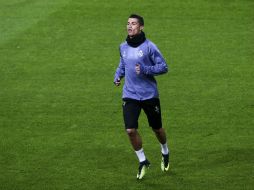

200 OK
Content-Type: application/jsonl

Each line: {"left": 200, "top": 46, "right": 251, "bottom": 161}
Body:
{"left": 114, "top": 39, "right": 168, "bottom": 100}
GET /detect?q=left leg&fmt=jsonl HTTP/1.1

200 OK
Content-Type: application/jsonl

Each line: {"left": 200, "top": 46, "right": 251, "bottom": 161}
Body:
{"left": 142, "top": 98, "right": 170, "bottom": 171}
{"left": 152, "top": 127, "right": 169, "bottom": 158}
{"left": 152, "top": 127, "right": 167, "bottom": 145}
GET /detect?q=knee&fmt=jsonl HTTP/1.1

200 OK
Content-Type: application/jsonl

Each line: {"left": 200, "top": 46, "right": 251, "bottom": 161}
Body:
{"left": 153, "top": 127, "right": 164, "bottom": 134}
{"left": 126, "top": 128, "right": 137, "bottom": 136}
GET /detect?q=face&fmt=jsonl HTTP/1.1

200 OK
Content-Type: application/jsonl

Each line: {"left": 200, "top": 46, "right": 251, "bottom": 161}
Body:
{"left": 127, "top": 18, "right": 144, "bottom": 37}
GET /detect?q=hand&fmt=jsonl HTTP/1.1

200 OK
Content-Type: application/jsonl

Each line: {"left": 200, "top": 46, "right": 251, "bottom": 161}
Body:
{"left": 135, "top": 64, "right": 141, "bottom": 75}
{"left": 114, "top": 78, "right": 121, "bottom": 86}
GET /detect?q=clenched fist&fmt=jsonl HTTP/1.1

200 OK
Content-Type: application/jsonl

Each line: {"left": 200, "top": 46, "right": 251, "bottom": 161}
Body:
{"left": 135, "top": 64, "right": 141, "bottom": 75}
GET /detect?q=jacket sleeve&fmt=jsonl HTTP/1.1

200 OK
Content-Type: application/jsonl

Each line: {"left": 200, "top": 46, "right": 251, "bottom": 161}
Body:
{"left": 142, "top": 42, "right": 168, "bottom": 76}
{"left": 114, "top": 48, "right": 125, "bottom": 82}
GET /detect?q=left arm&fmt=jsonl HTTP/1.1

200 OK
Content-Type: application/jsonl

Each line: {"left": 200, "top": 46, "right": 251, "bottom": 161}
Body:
{"left": 140, "top": 42, "right": 168, "bottom": 76}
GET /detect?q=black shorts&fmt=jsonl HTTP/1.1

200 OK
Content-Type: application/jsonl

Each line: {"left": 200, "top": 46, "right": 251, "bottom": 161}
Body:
{"left": 122, "top": 98, "right": 162, "bottom": 129}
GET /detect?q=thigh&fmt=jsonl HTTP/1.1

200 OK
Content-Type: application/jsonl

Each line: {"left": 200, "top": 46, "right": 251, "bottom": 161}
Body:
{"left": 122, "top": 98, "right": 141, "bottom": 129}
{"left": 141, "top": 98, "right": 162, "bottom": 129}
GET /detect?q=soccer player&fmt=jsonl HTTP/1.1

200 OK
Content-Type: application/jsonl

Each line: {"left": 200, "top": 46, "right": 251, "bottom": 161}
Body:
{"left": 114, "top": 14, "right": 170, "bottom": 180}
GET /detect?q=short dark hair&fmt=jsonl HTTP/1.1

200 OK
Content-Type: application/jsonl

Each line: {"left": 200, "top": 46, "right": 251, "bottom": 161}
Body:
{"left": 129, "top": 14, "right": 144, "bottom": 26}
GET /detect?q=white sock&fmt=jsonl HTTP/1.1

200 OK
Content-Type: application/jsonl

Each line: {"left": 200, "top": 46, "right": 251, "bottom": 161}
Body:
{"left": 135, "top": 148, "right": 146, "bottom": 162}
{"left": 160, "top": 143, "right": 169, "bottom": 155}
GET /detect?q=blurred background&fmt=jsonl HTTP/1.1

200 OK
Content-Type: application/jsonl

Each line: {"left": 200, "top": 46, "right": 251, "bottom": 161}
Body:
{"left": 0, "top": 0, "right": 253, "bottom": 189}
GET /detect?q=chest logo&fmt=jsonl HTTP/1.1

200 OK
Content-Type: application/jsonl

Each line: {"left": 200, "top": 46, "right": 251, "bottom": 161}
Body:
{"left": 138, "top": 50, "right": 143, "bottom": 57}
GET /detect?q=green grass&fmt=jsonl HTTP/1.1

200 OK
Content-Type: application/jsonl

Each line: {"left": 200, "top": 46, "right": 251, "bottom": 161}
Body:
{"left": 0, "top": 0, "right": 253, "bottom": 189}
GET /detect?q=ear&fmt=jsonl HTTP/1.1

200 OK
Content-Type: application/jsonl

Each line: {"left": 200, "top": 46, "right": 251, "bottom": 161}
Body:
{"left": 140, "top": 25, "right": 144, "bottom": 31}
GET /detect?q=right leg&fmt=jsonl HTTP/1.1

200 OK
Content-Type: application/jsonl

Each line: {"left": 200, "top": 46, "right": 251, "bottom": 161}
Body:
{"left": 122, "top": 98, "right": 150, "bottom": 179}
{"left": 123, "top": 98, "right": 144, "bottom": 154}
{"left": 126, "top": 128, "right": 142, "bottom": 151}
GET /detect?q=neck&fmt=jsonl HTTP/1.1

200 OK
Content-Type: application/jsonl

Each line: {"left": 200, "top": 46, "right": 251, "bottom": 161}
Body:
{"left": 129, "top": 31, "right": 142, "bottom": 39}
{"left": 126, "top": 31, "right": 146, "bottom": 48}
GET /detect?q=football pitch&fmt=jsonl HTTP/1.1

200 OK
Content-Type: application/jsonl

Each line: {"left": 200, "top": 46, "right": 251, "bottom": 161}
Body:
{"left": 0, "top": 0, "right": 253, "bottom": 189}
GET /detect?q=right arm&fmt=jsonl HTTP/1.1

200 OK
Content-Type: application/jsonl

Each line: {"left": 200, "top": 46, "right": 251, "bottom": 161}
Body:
{"left": 114, "top": 49, "right": 125, "bottom": 86}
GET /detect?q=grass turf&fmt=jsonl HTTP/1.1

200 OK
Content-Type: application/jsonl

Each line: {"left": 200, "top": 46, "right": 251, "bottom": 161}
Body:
{"left": 0, "top": 0, "right": 253, "bottom": 189}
